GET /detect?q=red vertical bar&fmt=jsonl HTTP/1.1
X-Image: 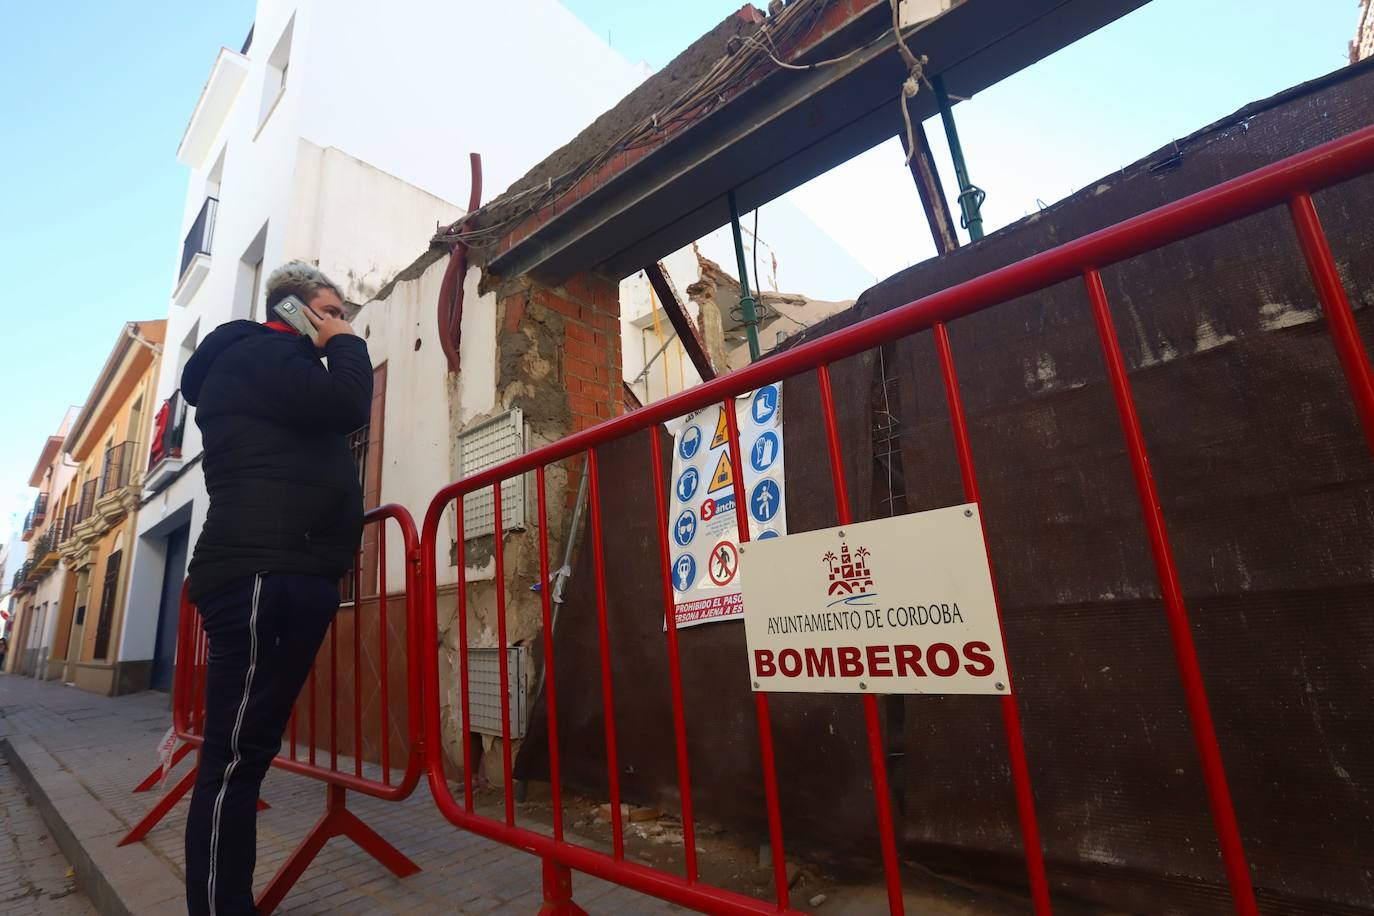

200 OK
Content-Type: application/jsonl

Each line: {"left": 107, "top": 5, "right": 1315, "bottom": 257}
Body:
{"left": 187, "top": 624, "right": 199, "bottom": 736}
{"left": 194, "top": 626, "right": 208, "bottom": 737}
{"left": 1083, "top": 268, "right": 1258, "bottom": 915}
{"left": 816, "top": 365, "right": 905, "bottom": 916}
{"left": 289, "top": 705, "right": 297, "bottom": 761}
{"left": 353, "top": 548, "right": 364, "bottom": 778}
{"left": 379, "top": 522, "right": 391, "bottom": 786}
{"left": 586, "top": 449, "right": 625, "bottom": 860}
{"left": 647, "top": 429, "right": 699, "bottom": 883}
{"left": 536, "top": 467, "right": 566, "bottom": 842}
{"left": 330, "top": 616, "right": 339, "bottom": 771}
{"left": 934, "top": 322, "right": 1053, "bottom": 915}
{"left": 198, "top": 628, "right": 208, "bottom": 736}
{"left": 455, "top": 498, "right": 473, "bottom": 812}
{"left": 492, "top": 482, "right": 516, "bottom": 826}
{"left": 308, "top": 665, "right": 317, "bottom": 767}
{"left": 1288, "top": 193, "right": 1374, "bottom": 457}
{"left": 723, "top": 400, "right": 790, "bottom": 910}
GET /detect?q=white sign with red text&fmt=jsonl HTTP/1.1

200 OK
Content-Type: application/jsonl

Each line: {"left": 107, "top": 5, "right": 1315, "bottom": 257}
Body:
{"left": 666, "top": 384, "right": 787, "bottom": 629}
{"left": 740, "top": 503, "right": 1010, "bottom": 695}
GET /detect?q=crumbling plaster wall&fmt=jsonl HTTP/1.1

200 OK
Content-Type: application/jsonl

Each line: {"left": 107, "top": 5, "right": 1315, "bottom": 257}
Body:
{"left": 363, "top": 246, "right": 624, "bottom": 785}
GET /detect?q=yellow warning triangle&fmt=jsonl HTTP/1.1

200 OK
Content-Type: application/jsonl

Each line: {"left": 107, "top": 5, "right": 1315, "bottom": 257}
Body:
{"left": 710, "top": 407, "right": 730, "bottom": 449}
{"left": 708, "top": 451, "right": 734, "bottom": 494}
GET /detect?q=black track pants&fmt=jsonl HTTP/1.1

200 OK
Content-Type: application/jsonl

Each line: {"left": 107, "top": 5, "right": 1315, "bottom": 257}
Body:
{"left": 184, "top": 573, "right": 337, "bottom": 916}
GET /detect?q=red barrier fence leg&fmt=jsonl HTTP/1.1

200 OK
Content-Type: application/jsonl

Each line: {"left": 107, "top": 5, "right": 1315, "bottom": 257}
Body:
{"left": 538, "top": 858, "right": 589, "bottom": 916}
{"left": 123, "top": 761, "right": 269, "bottom": 847}
{"left": 132, "top": 741, "right": 194, "bottom": 793}
{"left": 255, "top": 784, "right": 420, "bottom": 915}
{"left": 1084, "top": 269, "right": 1258, "bottom": 915}
{"left": 119, "top": 764, "right": 198, "bottom": 846}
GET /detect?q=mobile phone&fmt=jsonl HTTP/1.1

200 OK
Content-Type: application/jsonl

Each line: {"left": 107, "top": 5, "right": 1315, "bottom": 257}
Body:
{"left": 273, "top": 295, "right": 321, "bottom": 344}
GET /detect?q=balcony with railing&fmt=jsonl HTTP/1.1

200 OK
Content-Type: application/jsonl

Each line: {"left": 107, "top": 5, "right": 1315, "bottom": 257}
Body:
{"left": 32, "top": 491, "right": 48, "bottom": 526}
{"left": 31, "top": 525, "right": 60, "bottom": 575}
{"left": 10, "top": 560, "right": 33, "bottom": 593}
{"left": 20, "top": 509, "right": 34, "bottom": 541}
{"left": 99, "top": 441, "right": 136, "bottom": 498}
{"left": 145, "top": 391, "right": 188, "bottom": 492}
{"left": 59, "top": 504, "right": 78, "bottom": 545}
{"left": 76, "top": 479, "right": 99, "bottom": 526}
{"left": 83, "top": 441, "right": 141, "bottom": 526}
{"left": 58, "top": 483, "right": 102, "bottom": 564}
{"left": 174, "top": 197, "right": 217, "bottom": 306}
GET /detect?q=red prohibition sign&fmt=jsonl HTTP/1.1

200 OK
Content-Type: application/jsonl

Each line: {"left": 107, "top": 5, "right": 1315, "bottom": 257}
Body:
{"left": 708, "top": 540, "right": 738, "bottom": 586}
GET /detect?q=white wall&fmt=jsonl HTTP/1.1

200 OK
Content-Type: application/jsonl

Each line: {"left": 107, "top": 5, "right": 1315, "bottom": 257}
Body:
{"left": 283, "top": 143, "right": 464, "bottom": 304}
{"left": 291, "top": 0, "right": 648, "bottom": 209}
{"left": 353, "top": 260, "right": 495, "bottom": 589}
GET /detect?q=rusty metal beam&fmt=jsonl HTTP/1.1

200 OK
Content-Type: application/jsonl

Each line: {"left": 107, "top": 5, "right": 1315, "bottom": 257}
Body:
{"left": 645, "top": 262, "right": 716, "bottom": 381}
{"left": 901, "top": 121, "right": 960, "bottom": 255}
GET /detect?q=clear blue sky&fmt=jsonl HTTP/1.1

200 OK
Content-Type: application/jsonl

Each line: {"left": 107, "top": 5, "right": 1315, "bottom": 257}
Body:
{"left": 0, "top": 0, "right": 1359, "bottom": 539}
{"left": 0, "top": 1, "right": 255, "bottom": 537}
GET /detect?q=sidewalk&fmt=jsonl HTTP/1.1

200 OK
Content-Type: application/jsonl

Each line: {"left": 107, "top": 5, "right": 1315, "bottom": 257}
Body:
{"left": 0, "top": 750, "right": 93, "bottom": 914}
{"left": 0, "top": 673, "right": 684, "bottom": 914}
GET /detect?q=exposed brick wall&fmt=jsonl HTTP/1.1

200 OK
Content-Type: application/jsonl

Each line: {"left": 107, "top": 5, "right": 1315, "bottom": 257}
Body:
{"left": 535, "top": 272, "right": 622, "bottom": 432}
{"left": 491, "top": 270, "right": 623, "bottom": 509}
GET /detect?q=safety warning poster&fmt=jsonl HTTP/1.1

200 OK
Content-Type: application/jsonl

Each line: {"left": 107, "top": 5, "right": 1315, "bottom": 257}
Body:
{"left": 665, "top": 383, "right": 787, "bottom": 629}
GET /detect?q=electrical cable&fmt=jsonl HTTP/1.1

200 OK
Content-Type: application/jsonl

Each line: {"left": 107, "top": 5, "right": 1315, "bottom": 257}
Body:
{"left": 434, "top": 0, "right": 930, "bottom": 250}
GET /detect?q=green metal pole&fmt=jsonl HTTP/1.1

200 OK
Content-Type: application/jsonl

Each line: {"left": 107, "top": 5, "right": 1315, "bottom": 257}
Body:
{"left": 727, "top": 190, "right": 762, "bottom": 362}
{"left": 933, "top": 74, "right": 984, "bottom": 242}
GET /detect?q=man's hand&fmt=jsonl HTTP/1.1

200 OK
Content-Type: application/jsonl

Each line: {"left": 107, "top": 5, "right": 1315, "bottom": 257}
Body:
{"left": 305, "top": 307, "right": 355, "bottom": 349}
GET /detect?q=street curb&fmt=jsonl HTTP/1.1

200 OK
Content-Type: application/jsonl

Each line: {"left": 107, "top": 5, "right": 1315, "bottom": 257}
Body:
{"left": 1, "top": 735, "right": 187, "bottom": 915}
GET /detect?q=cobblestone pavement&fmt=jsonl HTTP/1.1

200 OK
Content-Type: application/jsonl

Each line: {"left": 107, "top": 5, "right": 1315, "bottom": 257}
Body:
{"left": 0, "top": 738, "right": 94, "bottom": 914}
{"left": 0, "top": 672, "right": 685, "bottom": 915}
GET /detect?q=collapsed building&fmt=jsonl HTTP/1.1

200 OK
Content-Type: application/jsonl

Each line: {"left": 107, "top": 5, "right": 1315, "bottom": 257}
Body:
{"left": 352, "top": 1, "right": 1374, "bottom": 911}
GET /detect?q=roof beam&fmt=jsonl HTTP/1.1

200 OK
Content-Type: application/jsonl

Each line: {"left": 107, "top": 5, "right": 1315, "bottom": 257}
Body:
{"left": 491, "top": 0, "right": 1148, "bottom": 284}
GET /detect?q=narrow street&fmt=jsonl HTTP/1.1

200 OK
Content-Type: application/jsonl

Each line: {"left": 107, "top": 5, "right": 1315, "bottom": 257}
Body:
{"left": 0, "top": 693, "right": 93, "bottom": 915}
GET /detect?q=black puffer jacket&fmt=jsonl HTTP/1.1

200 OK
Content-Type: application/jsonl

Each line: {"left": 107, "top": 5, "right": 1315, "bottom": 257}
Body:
{"left": 182, "top": 321, "right": 372, "bottom": 603}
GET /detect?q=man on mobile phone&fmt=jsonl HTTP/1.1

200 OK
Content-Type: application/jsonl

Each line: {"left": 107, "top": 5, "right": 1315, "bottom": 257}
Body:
{"left": 179, "top": 261, "right": 370, "bottom": 915}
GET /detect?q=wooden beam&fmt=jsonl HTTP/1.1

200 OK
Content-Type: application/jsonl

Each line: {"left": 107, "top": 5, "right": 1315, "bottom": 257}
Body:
{"left": 901, "top": 121, "right": 960, "bottom": 255}
{"left": 644, "top": 263, "right": 716, "bottom": 381}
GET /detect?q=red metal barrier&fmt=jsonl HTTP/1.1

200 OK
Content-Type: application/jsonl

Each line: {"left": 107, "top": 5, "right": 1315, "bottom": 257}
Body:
{"left": 416, "top": 123, "right": 1374, "bottom": 916}
{"left": 120, "top": 504, "right": 425, "bottom": 914}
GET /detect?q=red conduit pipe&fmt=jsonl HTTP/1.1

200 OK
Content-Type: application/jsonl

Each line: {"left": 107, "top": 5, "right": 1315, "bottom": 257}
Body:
{"left": 437, "top": 153, "right": 483, "bottom": 373}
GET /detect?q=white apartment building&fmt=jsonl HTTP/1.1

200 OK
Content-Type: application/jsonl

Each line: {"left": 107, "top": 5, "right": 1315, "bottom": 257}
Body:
{"left": 120, "top": 0, "right": 652, "bottom": 689}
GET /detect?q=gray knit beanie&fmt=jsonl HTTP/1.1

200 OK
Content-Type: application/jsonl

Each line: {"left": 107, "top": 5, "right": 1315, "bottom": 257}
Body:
{"left": 264, "top": 261, "right": 342, "bottom": 311}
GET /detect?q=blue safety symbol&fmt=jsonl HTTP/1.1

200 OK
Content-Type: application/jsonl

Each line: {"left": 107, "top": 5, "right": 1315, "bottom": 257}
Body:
{"left": 679, "top": 425, "right": 702, "bottom": 460}
{"left": 757, "top": 529, "right": 781, "bottom": 540}
{"left": 675, "top": 467, "right": 700, "bottom": 502}
{"left": 750, "top": 431, "right": 780, "bottom": 472}
{"left": 673, "top": 509, "right": 697, "bottom": 547}
{"left": 751, "top": 385, "right": 779, "bottom": 424}
{"left": 672, "top": 554, "right": 697, "bottom": 592}
{"left": 750, "top": 478, "right": 781, "bottom": 522}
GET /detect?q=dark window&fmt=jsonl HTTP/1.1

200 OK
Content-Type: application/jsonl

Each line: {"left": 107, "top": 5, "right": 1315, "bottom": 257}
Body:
{"left": 341, "top": 363, "right": 387, "bottom": 602}
{"left": 340, "top": 427, "right": 368, "bottom": 604}
{"left": 347, "top": 425, "right": 370, "bottom": 490}
{"left": 93, "top": 551, "right": 122, "bottom": 660}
